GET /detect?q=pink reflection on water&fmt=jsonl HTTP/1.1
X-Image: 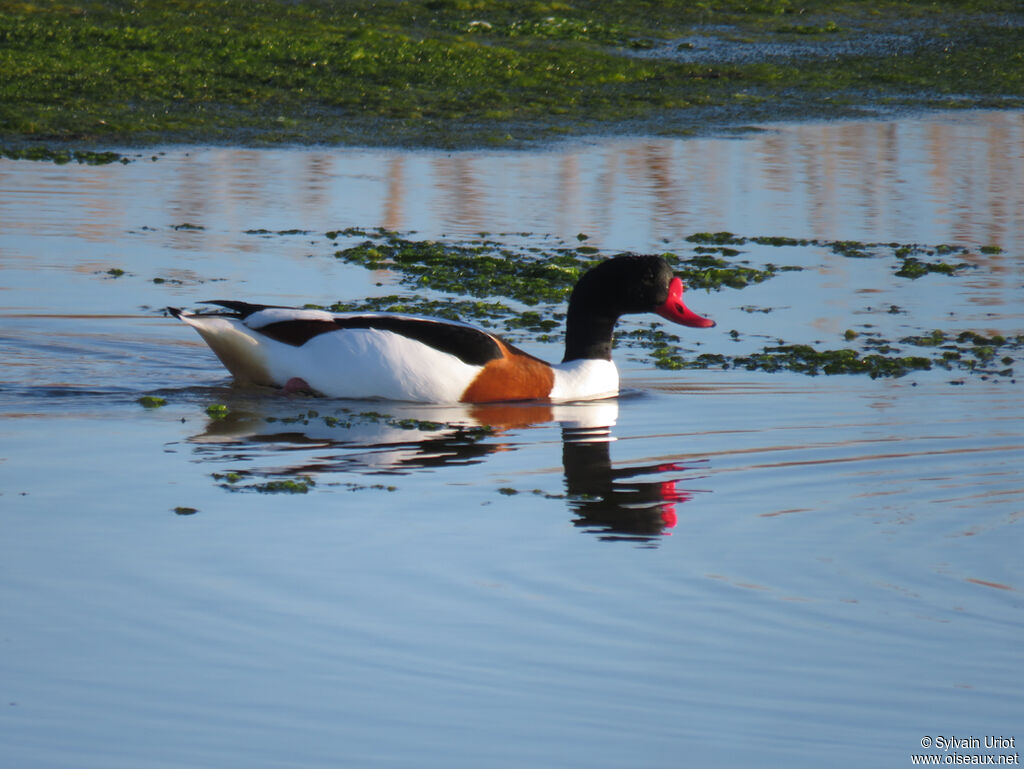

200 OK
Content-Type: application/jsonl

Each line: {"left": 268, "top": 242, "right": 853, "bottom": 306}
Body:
{"left": 1, "top": 111, "right": 1021, "bottom": 255}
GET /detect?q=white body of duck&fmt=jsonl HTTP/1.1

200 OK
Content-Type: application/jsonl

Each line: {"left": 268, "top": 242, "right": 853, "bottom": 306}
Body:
{"left": 170, "top": 255, "right": 714, "bottom": 403}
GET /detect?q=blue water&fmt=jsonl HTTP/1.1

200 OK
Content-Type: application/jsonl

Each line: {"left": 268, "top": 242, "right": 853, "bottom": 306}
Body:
{"left": 1, "top": 111, "right": 1022, "bottom": 768}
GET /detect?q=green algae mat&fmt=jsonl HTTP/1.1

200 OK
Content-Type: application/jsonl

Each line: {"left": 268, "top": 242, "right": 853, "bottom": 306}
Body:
{"left": 2, "top": 0, "right": 1022, "bottom": 150}
{"left": 304, "top": 228, "right": 1022, "bottom": 383}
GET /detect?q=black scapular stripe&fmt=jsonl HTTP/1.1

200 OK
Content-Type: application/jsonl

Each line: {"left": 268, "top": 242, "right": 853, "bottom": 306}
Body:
{"left": 257, "top": 315, "right": 504, "bottom": 367}
{"left": 202, "top": 300, "right": 285, "bottom": 318}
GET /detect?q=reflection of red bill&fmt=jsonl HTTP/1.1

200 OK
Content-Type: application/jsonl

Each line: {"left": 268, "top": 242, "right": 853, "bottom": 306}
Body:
{"left": 660, "top": 480, "right": 692, "bottom": 504}
{"left": 658, "top": 477, "right": 699, "bottom": 532}
{"left": 659, "top": 480, "right": 684, "bottom": 531}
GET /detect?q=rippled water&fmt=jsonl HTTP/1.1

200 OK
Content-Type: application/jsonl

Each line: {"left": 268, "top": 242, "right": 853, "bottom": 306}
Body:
{"left": 2, "top": 112, "right": 1022, "bottom": 768}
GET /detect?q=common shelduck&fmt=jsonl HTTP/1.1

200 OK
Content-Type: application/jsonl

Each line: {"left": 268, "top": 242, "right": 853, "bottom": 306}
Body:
{"left": 168, "top": 254, "right": 715, "bottom": 403}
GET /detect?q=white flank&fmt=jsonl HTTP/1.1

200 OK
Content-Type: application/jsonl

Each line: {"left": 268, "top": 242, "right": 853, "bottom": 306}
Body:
{"left": 279, "top": 328, "right": 480, "bottom": 402}
{"left": 179, "top": 312, "right": 481, "bottom": 402}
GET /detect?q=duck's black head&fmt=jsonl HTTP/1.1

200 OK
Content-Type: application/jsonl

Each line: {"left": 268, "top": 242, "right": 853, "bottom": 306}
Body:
{"left": 563, "top": 255, "right": 715, "bottom": 362}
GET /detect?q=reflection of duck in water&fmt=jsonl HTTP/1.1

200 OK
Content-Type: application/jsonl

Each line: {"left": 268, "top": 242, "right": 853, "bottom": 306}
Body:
{"left": 169, "top": 255, "right": 714, "bottom": 403}
{"left": 562, "top": 425, "right": 697, "bottom": 542}
{"left": 191, "top": 399, "right": 700, "bottom": 542}
{"left": 191, "top": 400, "right": 553, "bottom": 475}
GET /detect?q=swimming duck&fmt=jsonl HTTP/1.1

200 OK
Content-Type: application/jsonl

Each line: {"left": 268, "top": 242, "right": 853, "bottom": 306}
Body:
{"left": 168, "top": 254, "right": 715, "bottom": 403}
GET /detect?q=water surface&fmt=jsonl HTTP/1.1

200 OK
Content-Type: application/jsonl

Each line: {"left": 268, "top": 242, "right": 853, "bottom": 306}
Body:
{"left": 1, "top": 111, "right": 1022, "bottom": 769}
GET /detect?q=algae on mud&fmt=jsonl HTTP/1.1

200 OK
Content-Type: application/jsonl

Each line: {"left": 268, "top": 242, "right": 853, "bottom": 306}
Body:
{"left": 212, "top": 471, "right": 316, "bottom": 494}
{"left": 659, "top": 330, "right": 1023, "bottom": 379}
{"left": 0, "top": 145, "right": 127, "bottom": 164}
{"left": 329, "top": 228, "right": 799, "bottom": 305}
{"left": 288, "top": 228, "right": 1022, "bottom": 382}
{"left": 1, "top": 0, "right": 1022, "bottom": 149}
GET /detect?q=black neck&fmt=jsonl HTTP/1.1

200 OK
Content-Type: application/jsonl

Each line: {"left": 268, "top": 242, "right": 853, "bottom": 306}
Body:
{"left": 562, "top": 306, "right": 618, "bottom": 362}
{"left": 560, "top": 254, "right": 672, "bottom": 363}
